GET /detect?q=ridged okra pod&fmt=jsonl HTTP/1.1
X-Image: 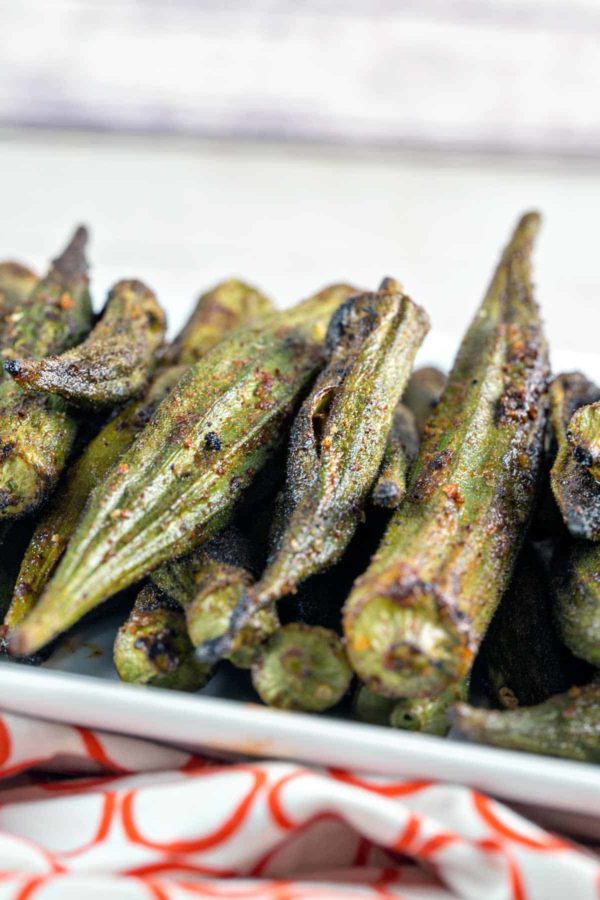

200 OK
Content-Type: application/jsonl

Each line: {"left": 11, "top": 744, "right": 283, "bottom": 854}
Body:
{"left": 344, "top": 212, "right": 549, "bottom": 699}
{"left": 568, "top": 400, "right": 600, "bottom": 484}
{"left": 453, "top": 681, "right": 600, "bottom": 762}
{"left": 549, "top": 373, "right": 600, "bottom": 540}
{"left": 553, "top": 539, "right": 600, "bottom": 667}
{"left": 371, "top": 403, "right": 419, "bottom": 509}
{"left": 354, "top": 684, "right": 395, "bottom": 726}
{"left": 251, "top": 622, "right": 352, "bottom": 712}
{"left": 151, "top": 526, "right": 278, "bottom": 669}
{"left": 474, "top": 546, "right": 576, "bottom": 709}
{"left": 11, "top": 283, "right": 357, "bottom": 655}
{"left": 0, "top": 262, "right": 38, "bottom": 347}
{"left": 114, "top": 583, "right": 211, "bottom": 690}
{"left": 0, "top": 227, "right": 92, "bottom": 518}
{"left": 402, "top": 366, "right": 446, "bottom": 435}
{"left": 4, "top": 280, "right": 274, "bottom": 636}
{"left": 233, "top": 281, "right": 429, "bottom": 618}
{"left": 7, "top": 279, "right": 166, "bottom": 407}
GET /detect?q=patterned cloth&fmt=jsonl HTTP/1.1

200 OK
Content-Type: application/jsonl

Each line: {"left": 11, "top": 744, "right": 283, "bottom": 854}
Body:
{"left": 0, "top": 710, "right": 597, "bottom": 899}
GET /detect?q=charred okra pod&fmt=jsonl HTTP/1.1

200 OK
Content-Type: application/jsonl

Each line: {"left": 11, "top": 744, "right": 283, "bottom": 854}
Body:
{"left": 114, "top": 583, "right": 211, "bottom": 690}
{"left": 553, "top": 539, "right": 600, "bottom": 667}
{"left": 402, "top": 366, "right": 446, "bottom": 435}
{"left": 568, "top": 400, "right": 600, "bottom": 483}
{"left": 344, "top": 212, "right": 549, "bottom": 699}
{"left": 251, "top": 623, "right": 352, "bottom": 712}
{"left": 372, "top": 403, "right": 419, "bottom": 509}
{"left": 4, "top": 281, "right": 274, "bottom": 637}
{"left": 390, "top": 681, "right": 467, "bottom": 735}
{"left": 7, "top": 279, "right": 166, "bottom": 407}
{"left": 549, "top": 373, "right": 600, "bottom": 540}
{"left": 11, "top": 284, "right": 357, "bottom": 655}
{"left": 474, "top": 546, "right": 576, "bottom": 709}
{"left": 231, "top": 281, "right": 429, "bottom": 621}
{"left": 0, "top": 262, "right": 38, "bottom": 347}
{"left": 453, "top": 681, "right": 600, "bottom": 762}
{"left": 0, "top": 227, "right": 92, "bottom": 519}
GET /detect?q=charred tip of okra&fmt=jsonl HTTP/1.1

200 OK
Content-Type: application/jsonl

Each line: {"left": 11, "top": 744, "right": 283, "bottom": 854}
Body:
{"left": 568, "top": 401, "right": 600, "bottom": 481}
{"left": 50, "top": 225, "right": 89, "bottom": 282}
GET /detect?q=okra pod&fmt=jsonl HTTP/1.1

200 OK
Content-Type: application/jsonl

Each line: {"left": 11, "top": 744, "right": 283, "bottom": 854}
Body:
{"left": 0, "top": 262, "right": 38, "bottom": 347}
{"left": 4, "top": 280, "right": 274, "bottom": 636}
{"left": 402, "top": 366, "right": 446, "bottom": 435}
{"left": 452, "top": 681, "right": 600, "bottom": 762}
{"left": 251, "top": 622, "right": 352, "bottom": 712}
{"left": 344, "top": 212, "right": 549, "bottom": 699}
{"left": 390, "top": 681, "right": 467, "bottom": 735}
{"left": 549, "top": 373, "right": 600, "bottom": 540}
{"left": 474, "top": 546, "right": 577, "bottom": 709}
{"left": 0, "top": 227, "right": 92, "bottom": 518}
{"left": 7, "top": 279, "right": 166, "bottom": 407}
{"left": 371, "top": 403, "right": 419, "bottom": 509}
{"left": 236, "top": 282, "right": 429, "bottom": 614}
{"left": 553, "top": 539, "right": 600, "bottom": 667}
{"left": 11, "top": 283, "right": 357, "bottom": 655}
{"left": 568, "top": 400, "right": 600, "bottom": 483}
{"left": 114, "top": 583, "right": 211, "bottom": 690}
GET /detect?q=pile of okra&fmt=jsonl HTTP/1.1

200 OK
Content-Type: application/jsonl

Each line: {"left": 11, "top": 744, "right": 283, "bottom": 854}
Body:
{"left": 0, "top": 213, "right": 598, "bottom": 764}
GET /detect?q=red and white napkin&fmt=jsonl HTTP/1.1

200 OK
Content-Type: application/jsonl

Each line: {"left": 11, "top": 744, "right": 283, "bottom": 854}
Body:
{"left": 0, "top": 710, "right": 597, "bottom": 899}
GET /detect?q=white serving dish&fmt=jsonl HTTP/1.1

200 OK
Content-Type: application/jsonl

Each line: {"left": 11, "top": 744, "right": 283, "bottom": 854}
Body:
{"left": 0, "top": 341, "right": 598, "bottom": 840}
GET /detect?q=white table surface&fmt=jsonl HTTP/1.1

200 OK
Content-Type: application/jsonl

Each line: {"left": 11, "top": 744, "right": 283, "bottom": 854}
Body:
{"left": 0, "top": 128, "right": 599, "bottom": 368}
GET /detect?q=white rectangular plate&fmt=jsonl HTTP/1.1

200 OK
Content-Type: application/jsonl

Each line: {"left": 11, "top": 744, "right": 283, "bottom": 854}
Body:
{"left": 0, "top": 342, "right": 599, "bottom": 839}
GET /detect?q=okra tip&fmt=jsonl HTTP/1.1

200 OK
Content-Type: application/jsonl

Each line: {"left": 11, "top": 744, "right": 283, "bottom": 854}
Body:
{"left": 51, "top": 225, "right": 89, "bottom": 281}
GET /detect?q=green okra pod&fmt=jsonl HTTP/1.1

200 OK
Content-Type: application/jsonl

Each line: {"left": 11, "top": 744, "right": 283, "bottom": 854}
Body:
{"left": 553, "top": 538, "right": 600, "bottom": 667}
{"left": 568, "top": 400, "right": 600, "bottom": 483}
{"left": 402, "top": 366, "right": 446, "bottom": 435}
{"left": 371, "top": 403, "right": 419, "bottom": 509}
{"left": 114, "top": 583, "right": 211, "bottom": 691}
{"left": 0, "top": 262, "right": 38, "bottom": 348}
{"left": 7, "top": 279, "right": 166, "bottom": 408}
{"left": 344, "top": 212, "right": 549, "bottom": 699}
{"left": 4, "top": 280, "right": 275, "bottom": 638}
{"left": 390, "top": 681, "right": 467, "bottom": 735}
{"left": 11, "top": 283, "right": 357, "bottom": 655}
{"left": 0, "top": 227, "right": 92, "bottom": 519}
{"left": 474, "top": 546, "right": 577, "bottom": 709}
{"left": 452, "top": 680, "right": 600, "bottom": 762}
{"left": 251, "top": 622, "right": 352, "bottom": 712}
{"left": 549, "top": 373, "right": 600, "bottom": 541}
{"left": 229, "top": 281, "right": 429, "bottom": 624}
{"left": 354, "top": 684, "right": 395, "bottom": 726}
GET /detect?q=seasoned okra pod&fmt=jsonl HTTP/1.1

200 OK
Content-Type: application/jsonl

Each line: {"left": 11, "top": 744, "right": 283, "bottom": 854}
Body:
{"left": 372, "top": 403, "right": 419, "bottom": 509}
{"left": 0, "top": 262, "right": 38, "bottom": 347}
{"left": 4, "top": 281, "right": 274, "bottom": 637}
{"left": 474, "top": 546, "right": 576, "bottom": 709}
{"left": 390, "top": 681, "right": 467, "bottom": 735}
{"left": 549, "top": 373, "right": 600, "bottom": 540}
{"left": 114, "top": 583, "right": 211, "bottom": 690}
{"left": 234, "top": 282, "right": 429, "bottom": 617}
{"left": 344, "top": 212, "right": 549, "bottom": 699}
{"left": 12, "top": 284, "right": 357, "bottom": 655}
{"left": 453, "top": 681, "right": 600, "bottom": 762}
{"left": 402, "top": 366, "right": 446, "bottom": 435}
{"left": 0, "top": 227, "right": 92, "bottom": 518}
{"left": 568, "top": 400, "right": 600, "bottom": 483}
{"left": 251, "top": 623, "right": 352, "bottom": 712}
{"left": 166, "top": 278, "right": 274, "bottom": 366}
{"left": 7, "top": 279, "right": 166, "bottom": 407}
{"left": 553, "top": 539, "right": 600, "bottom": 667}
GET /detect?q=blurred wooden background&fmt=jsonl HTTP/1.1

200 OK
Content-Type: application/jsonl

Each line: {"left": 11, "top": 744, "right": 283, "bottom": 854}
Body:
{"left": 1, "top": 1, "right": 599, "bottom": 156}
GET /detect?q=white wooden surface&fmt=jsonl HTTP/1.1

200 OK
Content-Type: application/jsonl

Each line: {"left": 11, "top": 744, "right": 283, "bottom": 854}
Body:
{"left": 0, "top": 128, "right": 599, "bottom": 364}
{"left": 1, "top": 1, "right": 600, "bottom": 155}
